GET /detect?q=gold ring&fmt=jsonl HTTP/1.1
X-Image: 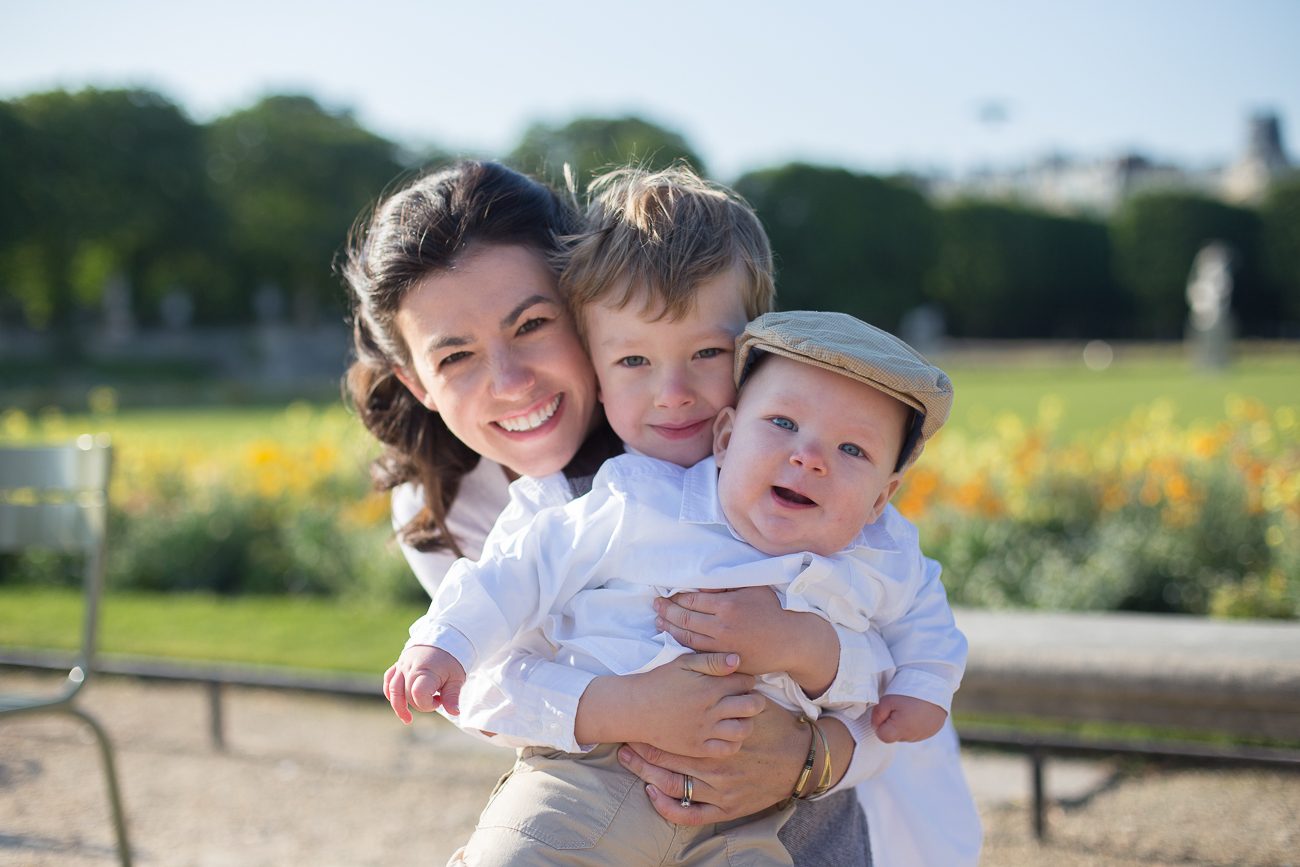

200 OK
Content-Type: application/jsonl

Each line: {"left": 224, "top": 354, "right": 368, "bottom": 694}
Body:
{"left": 680, "top": 774, "right": 693, "bottom": 808}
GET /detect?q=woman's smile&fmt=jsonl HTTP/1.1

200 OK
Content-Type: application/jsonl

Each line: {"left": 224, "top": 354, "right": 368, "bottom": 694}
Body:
{"left": 494, "top": 394, "right": 564, "bottom": 434}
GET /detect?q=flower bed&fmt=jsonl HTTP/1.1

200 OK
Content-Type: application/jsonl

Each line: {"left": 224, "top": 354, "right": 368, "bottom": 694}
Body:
{"left": 2, "top": 397, "right": 1296, "bottom": 617}
{"left": 899, "top": 397, "right": 1298, "bottom": 618}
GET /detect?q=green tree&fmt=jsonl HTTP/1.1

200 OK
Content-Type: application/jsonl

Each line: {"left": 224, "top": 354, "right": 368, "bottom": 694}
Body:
{"left": 926, "top": 203, "right": 1124, "bottom": 338}
{"left": 734, "top": 164, "right": 937, "bottom": 332}
{"left": 511, "top": 115, "right": 705, "bottom": 190}
{"left": 1111, "top": 193, "right": 1273, "bottom": 337}
{"left": 0, "top": 88, "right": 223, "bottom": 330}
{"left": 205, "top": 95, "right": 404, "bottom": 321}
{"left": 1261, "top": 177, "right": 1300, "bottom": 325}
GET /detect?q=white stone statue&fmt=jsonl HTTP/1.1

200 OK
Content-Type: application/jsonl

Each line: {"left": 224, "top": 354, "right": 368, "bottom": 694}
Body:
{"left": 1185, "top": 241, "right": 1234, "bottom": 369}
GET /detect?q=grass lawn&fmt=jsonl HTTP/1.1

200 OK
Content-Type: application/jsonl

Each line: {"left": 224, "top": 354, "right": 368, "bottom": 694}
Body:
{"left": 0, "top": 587, "right": 426, "bottom": 674}
{"left": 944, "top": 354, "right": 1300, "bottom": 436}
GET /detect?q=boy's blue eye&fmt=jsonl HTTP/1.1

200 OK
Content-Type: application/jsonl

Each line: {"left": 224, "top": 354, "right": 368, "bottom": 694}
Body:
{"left": 839, "top": 443, "right": 865, "bottom": 458}
{"left": 619, "top": 356, "right": 649, "bottom": 368}
{"left": 695, "top": 347, "right": 722, "bottom": 359}
{"left": 771, "top": 417, "right": 796, "bottom": 431}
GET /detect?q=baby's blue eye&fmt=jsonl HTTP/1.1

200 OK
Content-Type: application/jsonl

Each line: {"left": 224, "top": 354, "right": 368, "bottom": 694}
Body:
{"left": 695, "top": 347, "right": 722, "bottom": 359}
{"left": 839, "top": 443, "right": 865, "bottom": 458}
{"left": 620, "top": 356, "right": 649, "bottom": 367}
{"left": 771, "top": 417, "right": 796, "bottom": 431}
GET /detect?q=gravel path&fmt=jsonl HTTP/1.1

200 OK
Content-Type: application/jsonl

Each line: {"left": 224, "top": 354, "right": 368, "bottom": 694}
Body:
{"left": 1, "top": 671, "right": 1297, "bottom": 866}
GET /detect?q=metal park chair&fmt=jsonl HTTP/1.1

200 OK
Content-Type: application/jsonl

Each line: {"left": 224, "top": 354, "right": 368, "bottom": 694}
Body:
{"left": 0, "top": 435, "right": 132, "bottom": 866}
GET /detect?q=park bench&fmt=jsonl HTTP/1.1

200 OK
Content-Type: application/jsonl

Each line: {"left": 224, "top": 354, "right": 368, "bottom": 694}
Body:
{"left": 951, "top": 607, "right": 1300, "bottom": 836}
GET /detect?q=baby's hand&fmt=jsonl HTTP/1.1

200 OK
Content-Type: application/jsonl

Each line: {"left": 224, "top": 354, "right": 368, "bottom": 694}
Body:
{"left": 655, "top": 587, "right": 838, "bottom": 690}
{"left": 870, "top": 695, "right": 948, "bottom": 743}
{"left": 382, "top": 645, "right": 466, "bottom": 724}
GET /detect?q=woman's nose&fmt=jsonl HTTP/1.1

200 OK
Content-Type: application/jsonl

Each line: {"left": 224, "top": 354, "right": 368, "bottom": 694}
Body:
{"left": 488, "top": 347, "right": 536, "bottom": 399}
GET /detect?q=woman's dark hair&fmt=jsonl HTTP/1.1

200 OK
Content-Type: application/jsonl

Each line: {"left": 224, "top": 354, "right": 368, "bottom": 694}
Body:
{"left": 342, "top": 160, "right": 581, "bottom": 554}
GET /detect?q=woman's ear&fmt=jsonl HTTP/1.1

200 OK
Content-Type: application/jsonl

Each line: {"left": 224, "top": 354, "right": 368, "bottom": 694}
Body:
{"left": 392, "top": 366, "right": 437, "bottom": 412}
{"left": 712, "top": 407, "right": 737, "bottom": 466}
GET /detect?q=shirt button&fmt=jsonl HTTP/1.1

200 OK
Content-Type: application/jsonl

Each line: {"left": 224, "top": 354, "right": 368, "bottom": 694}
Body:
{"left": 791, "top": 581, "right": 806, "bottom": 594}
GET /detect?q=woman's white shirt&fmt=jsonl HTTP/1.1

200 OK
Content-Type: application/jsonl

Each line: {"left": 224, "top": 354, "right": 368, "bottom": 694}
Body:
{"left": 391, "top": 457, "right": 513, "bottom": 598}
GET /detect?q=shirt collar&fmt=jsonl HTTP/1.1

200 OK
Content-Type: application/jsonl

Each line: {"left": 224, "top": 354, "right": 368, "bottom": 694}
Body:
{"left": 680, "top": 456, "right": 729, "bottom": 526}
{"left": 678, "top": 455, "right": 901, "bottom": 555}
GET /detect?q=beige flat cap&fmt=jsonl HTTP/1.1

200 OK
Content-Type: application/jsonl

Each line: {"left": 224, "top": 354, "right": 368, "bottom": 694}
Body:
{"left": 735, "top": 311, "right": 953, "bottom": 472}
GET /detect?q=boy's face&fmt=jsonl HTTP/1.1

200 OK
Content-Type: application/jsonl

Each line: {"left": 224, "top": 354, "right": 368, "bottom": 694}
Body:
{"left": 713, "top": 354, "right": 910, "bottom": 557}
{"left": 584, "top": 266, "right": 751, "bottom": 467}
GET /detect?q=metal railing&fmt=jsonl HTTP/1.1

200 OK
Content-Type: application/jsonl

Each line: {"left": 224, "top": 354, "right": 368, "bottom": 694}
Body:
{"left": 5, "top": 647, "right": 1299, "bottom": 840}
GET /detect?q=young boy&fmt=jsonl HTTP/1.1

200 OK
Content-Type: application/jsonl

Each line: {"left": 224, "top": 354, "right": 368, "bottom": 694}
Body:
{"left": 386, "top": 170, "right": 966, "bottom": 865}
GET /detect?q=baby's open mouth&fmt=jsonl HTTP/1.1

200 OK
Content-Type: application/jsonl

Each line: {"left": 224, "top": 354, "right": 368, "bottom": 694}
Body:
{"left": 773, "top": 486, "right": 816, "bottom": 506}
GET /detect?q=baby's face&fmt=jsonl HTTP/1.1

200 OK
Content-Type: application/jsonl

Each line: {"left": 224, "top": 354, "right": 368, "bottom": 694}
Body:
{"left": 714, "top": 355, "right": 910, "bottom": 557}
{"left": 584, "top": 267, "right": 751, "bottom": 467}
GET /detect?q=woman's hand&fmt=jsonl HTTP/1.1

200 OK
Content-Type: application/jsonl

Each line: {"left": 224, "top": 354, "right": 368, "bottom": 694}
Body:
{"left": 616, "top": 699, "right": 857, "bottom": 825}
{"left": 574, "top": 652, "right": 766, "bottom": 758}
{"left": 654, "top": 587, "right": 841, "bottom": 698}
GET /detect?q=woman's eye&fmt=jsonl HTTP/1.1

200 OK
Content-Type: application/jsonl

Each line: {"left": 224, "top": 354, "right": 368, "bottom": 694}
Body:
{"left": 695, "top": 347, "right": 722, "bottom": 359}
{"left": 839, "top": 443, "right": 865, "bottom": 458}
{"left": 439, "top": 350, "right": 471, "bottom": 369}
{"left": 619, "top": 356, "right": 649, "bottom": 368}
{"left": 771, "top": 417, "right": 796, "bottom": 431}
{"left": 517, "top": 317, "right": 546, "bottom": 335}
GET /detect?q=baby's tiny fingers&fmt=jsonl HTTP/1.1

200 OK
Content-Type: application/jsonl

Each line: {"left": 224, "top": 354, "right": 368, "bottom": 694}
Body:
{"left": 408, "top": 673, "right": 442, "bottom": 712}
{"left": 387, "top": 670, "right": 412, "bottom": 724}
{"left": 441, "top": 679, "right": 462, "bottom": 716}
{"left": 875, "top": 719, "right": 902, "bottom": 744}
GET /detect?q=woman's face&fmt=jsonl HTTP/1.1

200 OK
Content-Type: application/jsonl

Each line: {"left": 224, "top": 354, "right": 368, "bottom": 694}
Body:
{"left": 393, "top": 244, "right": 598, "bottom": 479}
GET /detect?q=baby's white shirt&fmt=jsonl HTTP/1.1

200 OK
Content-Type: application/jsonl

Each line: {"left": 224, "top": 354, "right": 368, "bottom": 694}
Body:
{"left": 408, "top": 454, "right": 966, "bottom": 723}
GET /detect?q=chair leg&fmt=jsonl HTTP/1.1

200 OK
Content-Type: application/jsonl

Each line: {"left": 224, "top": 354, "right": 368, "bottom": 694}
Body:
{"left": 67, "top": 708, "right": 133, "bottom": 867}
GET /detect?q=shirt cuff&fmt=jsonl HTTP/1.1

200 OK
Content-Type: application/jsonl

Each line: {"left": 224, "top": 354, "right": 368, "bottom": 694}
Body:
{"left": 405, "top": 623, "right": 477, "bottom": 674}
{"left": 882, "top": 667, "right": 956, "bottom": 713}
{"left": 819, "top": 625, "right": 895, "bottom": 713}
{"left": 817, "top": 709, "right": 897, "bottom": 796}
{"left": 517, "top": 660, "right": 600, "bottom": 753}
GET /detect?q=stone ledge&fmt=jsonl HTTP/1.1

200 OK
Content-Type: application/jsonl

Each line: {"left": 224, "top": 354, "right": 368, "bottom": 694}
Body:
{"left": 952, "top": 608, "right": 1300, "bottom": 739}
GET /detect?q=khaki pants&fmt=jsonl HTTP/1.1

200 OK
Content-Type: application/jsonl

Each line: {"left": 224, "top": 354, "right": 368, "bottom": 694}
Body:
{"left": 449, "top": 744, "right": 794, "bottom": 867}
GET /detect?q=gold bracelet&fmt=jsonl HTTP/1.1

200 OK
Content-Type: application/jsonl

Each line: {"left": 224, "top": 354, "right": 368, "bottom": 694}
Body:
{"left": 777, "top": 717, "right": 818, "bottom": 810}
{"left": 793, "top": 716, "right": 834, "bottom": 800}
{"left": 807, "top": 718, "right": 834, "bottom": 798}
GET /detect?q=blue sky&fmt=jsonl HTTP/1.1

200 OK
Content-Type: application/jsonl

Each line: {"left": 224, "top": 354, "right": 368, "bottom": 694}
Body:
{"left": 3, "top": 0, "right": 1297, "bottom": 180}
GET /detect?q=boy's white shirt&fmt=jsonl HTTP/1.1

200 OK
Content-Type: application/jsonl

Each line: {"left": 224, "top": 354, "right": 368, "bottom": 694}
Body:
{"left": 405, "top": 453, "right": 966, "bottom": 738}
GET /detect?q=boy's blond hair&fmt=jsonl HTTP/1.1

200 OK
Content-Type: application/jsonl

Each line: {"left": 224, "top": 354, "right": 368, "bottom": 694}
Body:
{"left": 560, "top": 165, "right": 775, "bottom": 340}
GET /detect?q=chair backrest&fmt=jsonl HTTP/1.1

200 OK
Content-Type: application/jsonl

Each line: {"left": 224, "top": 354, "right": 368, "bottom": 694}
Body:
{"left": 0, "top": 434, "right": 113, "bottom": 697}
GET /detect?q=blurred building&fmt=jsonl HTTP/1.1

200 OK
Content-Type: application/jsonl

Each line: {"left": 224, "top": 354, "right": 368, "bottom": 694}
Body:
{"left": 930, "top": 112, "right": 1293, "bottom": 214}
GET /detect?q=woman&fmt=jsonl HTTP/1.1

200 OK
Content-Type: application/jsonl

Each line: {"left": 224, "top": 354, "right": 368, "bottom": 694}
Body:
{"left": 344, "top": 160, "right": 893, "bottom": 863}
